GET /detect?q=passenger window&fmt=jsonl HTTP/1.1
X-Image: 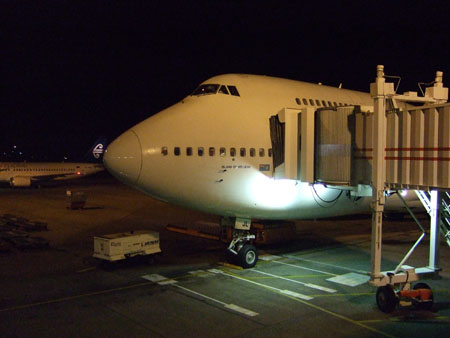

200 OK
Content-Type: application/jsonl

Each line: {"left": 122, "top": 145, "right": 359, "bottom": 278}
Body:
{"left": 220, "top": 147, "right": 226, "bottom": 156}
{"left": 186, "top": 147, "right": 193, "bottom": 156}
{"left": 309, "top": 99, "right": 315, "bottom": 106}
{"left": 315, "top": 99, "right": 321, "bottom": 106}
{"left": 322, "top": 100, "right": 327, "bottom": 106}
{"left": 161, "top": 147, "right": 168, "bottom": 156}
{"left": 230, "top": 148, "right": 236, "bottom": 157}
{"left": 218, "top": 85, "right": 229, "bottom": 95}
{"left": 259, "top": 148, "right": 265, "bottom": 157}
{"left": 174, "top": 147, "right": 180, "bottom": 156}
{"left": 228, "top": 86, "right": 240, "bottom": 97}
{"left": 327, "top": 101, "right": 332, "bottom": 107}
{"left": 333, "top": 102, "right": 338, "bottom": 107}
{"left": 198, "top": 147, "right": 204, "bottom": 156}
{"left": 268, "top": 149, "right": 273, "bottom": 157}
{"left": 240, "top": 148, "right": 246, "bottom": 157}
{"left": 302, "top": 98, "right": 308, "bottom": 105}
{"left": 209, "top": 147, "right": 215, "bottom": 156}
{"left": 250, "top": 148, "right": 255, "bottom": 157}
{"left": 296, "top": 98, "right": 301, "bottom": 105}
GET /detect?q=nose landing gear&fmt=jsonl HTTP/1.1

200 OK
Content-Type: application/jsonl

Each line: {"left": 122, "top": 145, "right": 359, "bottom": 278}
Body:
{"left": 227, "top": 229, "right": 258, "bottom": 269}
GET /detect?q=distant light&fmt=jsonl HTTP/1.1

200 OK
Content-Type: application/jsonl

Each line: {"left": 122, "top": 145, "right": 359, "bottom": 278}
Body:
{"left": 13, "top": 145, "right": 17, "bottom": 149}
{"left": 401, "top": 190, "right": 408, "bottom": 197}
{"left": 76, "top": 171, "right": 81, "bottom": 175}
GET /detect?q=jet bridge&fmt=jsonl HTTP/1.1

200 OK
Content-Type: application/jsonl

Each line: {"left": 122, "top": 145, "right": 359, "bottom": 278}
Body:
{"left": 270, "top": 65, "right": 450, "bottom": 312}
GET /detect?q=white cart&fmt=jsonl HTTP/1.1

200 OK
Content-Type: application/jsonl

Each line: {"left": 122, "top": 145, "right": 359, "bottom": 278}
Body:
{"left": 93, "top": 230, "right": 161, "bottom": 262}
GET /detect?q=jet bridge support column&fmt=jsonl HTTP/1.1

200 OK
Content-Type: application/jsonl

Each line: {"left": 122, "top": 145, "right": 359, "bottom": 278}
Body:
{"left": 370, "top": 65, "right": 391, "bottom": 281}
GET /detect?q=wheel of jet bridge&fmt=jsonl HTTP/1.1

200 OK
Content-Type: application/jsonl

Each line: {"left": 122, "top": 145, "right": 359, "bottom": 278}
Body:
{"left": 376, "top": 285, "right": 398, "bottom": 313}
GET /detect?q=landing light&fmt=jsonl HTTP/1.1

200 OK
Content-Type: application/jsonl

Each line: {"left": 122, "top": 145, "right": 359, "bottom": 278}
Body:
{"left": 251, "top": 174, "right": 301, "bottom": 208}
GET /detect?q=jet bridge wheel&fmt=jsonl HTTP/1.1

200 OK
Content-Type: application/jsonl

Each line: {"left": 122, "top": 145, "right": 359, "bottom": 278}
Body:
{"left": 237, "top": 244, "right": 258, "bottom": 269}
{"left": 411, "top": 283, "right": 434, "bottom": 310}
{"left": 376, "top": 285, "right": 398, "bottom": 313}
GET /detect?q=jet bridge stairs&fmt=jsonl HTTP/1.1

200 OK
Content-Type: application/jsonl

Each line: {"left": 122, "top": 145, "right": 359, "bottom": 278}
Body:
{"left": 270, "top": 66, "right": 450, "bottom": 312}
{"left": 416, "top": 190, "right": 450, "bottom": 247}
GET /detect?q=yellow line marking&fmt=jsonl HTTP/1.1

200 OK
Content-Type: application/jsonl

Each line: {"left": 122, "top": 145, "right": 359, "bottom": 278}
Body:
{"left": 76, "top": 267, "right": 96, "bottom": 273}
{"left": 0, "top": 281, "right": 153, "bottom": 313}
{"left": 218, "top": 262, "right": 243, "bottom": 270}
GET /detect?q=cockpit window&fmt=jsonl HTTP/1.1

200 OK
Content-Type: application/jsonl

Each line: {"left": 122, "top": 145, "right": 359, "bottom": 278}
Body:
{"left": 218, "top": 85, "right": 229, "bottom": 95}
{"left": 228, "top": 85, "right": 240, "bottom": 96}
{"left": 191, "top": 84, "right": 220, "bottom": 96}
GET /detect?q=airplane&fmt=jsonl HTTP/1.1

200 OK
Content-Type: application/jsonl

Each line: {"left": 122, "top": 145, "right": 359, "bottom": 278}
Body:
{"left": 103, "top": 74, "right": 423, "bottom": 268}
{"left": 0, "top": 137, "right": 107, "bottom": 187}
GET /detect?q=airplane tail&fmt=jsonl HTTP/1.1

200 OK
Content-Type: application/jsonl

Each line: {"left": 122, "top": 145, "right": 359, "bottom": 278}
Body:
{"left": 83, "top": 137, "right": 109, "bottom": 163}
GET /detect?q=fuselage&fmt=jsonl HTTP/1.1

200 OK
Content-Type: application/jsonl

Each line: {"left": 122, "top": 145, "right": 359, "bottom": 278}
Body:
{"left": 0, "top": 162, "right": 104, "bottom": 187}
{"left": 104, "top": 74, "right": 412, "bottom": 219}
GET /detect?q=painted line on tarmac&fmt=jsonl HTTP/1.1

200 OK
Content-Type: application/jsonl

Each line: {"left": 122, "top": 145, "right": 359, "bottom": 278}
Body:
{"left": 173, "top": 284, "right": 258, "bottom": 317}
{"left": 252, "top": 269, "right": 337, "bottom": 293}
{"left": 142, "top": 274, "right": 178, "bottom": 285}
{"left": 209, "top": 269, "right": 313, "bottom": 300}
{"left": 143, "top": 273, "right": 258, "bottom": 317}
{"left": 272, "top": 260, "right": 337, "bottom": 276}
{"left": 210, "top": 269, "right": 394, "bottom": 338}
{"left": 283, "top": 255, "right": 369, "bottom": 275}
{"left": 0, "top": 281, "right": 154, "bottom": 313}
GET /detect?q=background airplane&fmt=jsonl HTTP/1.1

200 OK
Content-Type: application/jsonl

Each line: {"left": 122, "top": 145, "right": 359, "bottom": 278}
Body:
{"left": 0, "top": 137, "right": 107, "bottom": 187}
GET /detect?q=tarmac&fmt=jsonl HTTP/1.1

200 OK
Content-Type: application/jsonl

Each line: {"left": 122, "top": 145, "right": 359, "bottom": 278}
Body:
{"left": 0, "top": 173, "right": 449, "bottom": 338}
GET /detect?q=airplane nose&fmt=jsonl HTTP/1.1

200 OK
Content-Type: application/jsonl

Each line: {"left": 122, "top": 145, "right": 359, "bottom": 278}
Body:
{"left": 103, "top": 130, "right": 142, "bottom": 185}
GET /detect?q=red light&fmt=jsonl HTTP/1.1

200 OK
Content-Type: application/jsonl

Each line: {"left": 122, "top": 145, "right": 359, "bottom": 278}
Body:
{"left": 76, "top": 171, "right": 81, "bottom": 175}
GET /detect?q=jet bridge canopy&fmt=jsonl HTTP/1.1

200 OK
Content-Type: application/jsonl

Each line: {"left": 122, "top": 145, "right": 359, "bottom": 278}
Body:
{"left": 270, "top": 66, "right": 450, "bottom": 312}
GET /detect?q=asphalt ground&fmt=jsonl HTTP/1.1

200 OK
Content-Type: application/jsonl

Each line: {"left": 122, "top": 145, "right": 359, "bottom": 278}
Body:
{"left": 0, "top": 173, "right": 449, "bottom": 337}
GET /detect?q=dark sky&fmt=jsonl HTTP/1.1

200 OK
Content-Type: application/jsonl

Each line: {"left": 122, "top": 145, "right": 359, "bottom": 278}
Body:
{"left": 3, "top": 1, "right": 450, "bottom": 161}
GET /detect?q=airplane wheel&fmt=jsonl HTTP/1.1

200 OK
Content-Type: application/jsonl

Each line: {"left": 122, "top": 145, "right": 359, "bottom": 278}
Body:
{"left": 237, "top": 244, "right": 258, "bottom": 269}
{"left": 376, "top": 285, "right": 397, "bottom": 313}
{"left": 412, "top": 282, "right": 433, "bottom": 310}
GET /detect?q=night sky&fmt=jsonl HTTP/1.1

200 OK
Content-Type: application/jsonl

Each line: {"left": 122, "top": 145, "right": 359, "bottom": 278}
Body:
{"left": 3, "top": 1, "right": 450, "bottom": 161}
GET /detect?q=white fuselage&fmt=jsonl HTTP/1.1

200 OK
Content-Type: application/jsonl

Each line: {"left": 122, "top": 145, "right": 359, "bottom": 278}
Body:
{"left": 0, "top": 162, "right": 104, "bottom": 187}
{"left": 104, "top": 74, "right": 412, "bottom": 220}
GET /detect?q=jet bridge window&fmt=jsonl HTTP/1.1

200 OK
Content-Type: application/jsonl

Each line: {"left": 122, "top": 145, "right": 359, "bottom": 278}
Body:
{"left": 191, "top": 84, "right": 220, "bottom": 96}
{"left": 228, "top": 86, "right": 240, "bottom": 97}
